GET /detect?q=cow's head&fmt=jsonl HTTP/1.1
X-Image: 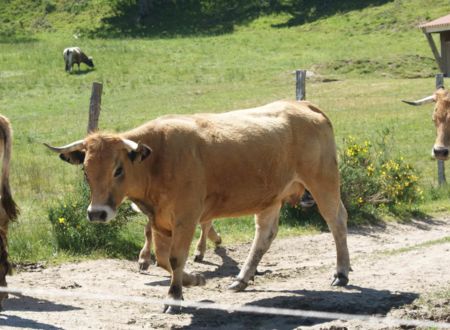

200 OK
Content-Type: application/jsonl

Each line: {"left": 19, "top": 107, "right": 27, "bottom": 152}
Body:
{"left": 86, "top": 57, "right": 94, "bottom": 68}
{"left": 45, "top": 134, "right": 151, "bottom": 222}
{"left": 403, "top": 88, "right": 450, "bottom": 160}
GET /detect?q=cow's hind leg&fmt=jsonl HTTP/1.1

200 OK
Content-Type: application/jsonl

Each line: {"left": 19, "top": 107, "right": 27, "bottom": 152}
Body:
{"left": 194, "top": 221, "right": 221, "bottom": 262}
{"left": 208, "top": 224, "right": 222, "bottom": 246}
{"left": 308, "top": 185, "right": 350, "bottom": 286}
{"left": 194, "top": 221, "right": 211, "bottom": 262}
{"left": 138, "top": 219, "right": 153, "bottom": 271}
{"left": 228, "top": 203, "right": 281, "bottom": 292}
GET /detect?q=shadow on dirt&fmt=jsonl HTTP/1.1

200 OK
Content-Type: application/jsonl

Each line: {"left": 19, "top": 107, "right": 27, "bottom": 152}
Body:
{"left": 3, "top": 293, "right": 81, "bottom": 313}
{"left": 201, "top": 247, "right": 240, "bottom": 280}
{"left": 348, "top": 214, "right": 449, "bottom": 237}
{"left": 181, "top": 285, "right": 418, "bottom": 329}
{"left": 144, "top": 246, "right": 240, "bottom": 287}
{"left": 0, "top": 314, "right": 63, "bottom": 330}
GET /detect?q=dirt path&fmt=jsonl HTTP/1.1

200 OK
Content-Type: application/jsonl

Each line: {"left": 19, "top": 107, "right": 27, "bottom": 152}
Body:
{"left": 1, "top": 217, "right": 450, "bottom": 329}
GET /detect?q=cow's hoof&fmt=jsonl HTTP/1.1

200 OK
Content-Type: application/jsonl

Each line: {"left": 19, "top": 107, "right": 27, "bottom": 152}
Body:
{"left": 193, "top": 253, "right": 204, "bottom": 263}
{"left": 214, "top": 235, "right": 222, "bottom": 246}
{"left": 331, "top": 272, "right": 349, "bottom": 286}
{"left": 138, "top": 261, "right": 150, "bottom": 271}
{"left": 163, "top": 304, "right": 182, "bottom": 314}
{"left": 228, "top": 279, "right": 247, "bottom": 292}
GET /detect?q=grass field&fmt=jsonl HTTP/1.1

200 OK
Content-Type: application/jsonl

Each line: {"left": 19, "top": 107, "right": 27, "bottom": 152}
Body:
{"left": 2, "top": 0, "right": 450, "bottom": 264}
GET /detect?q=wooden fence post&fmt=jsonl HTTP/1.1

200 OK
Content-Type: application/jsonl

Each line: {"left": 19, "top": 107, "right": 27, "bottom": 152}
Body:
{"left": 436, "top": 74, "right": 446, "bottom": 185}
{"left": 295, "top": 70, "right": 306, "bottom": 101}
{"left": 295, "top": 69, "right": 316, "bottom": 207}
{"left": 87, "top": 82, "right": 103, "bottom": 134}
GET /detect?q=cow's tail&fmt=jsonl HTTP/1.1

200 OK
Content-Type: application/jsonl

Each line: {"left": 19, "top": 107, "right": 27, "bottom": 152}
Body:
{"left": 0, "top": 116, "right": 19, "bottom": 221}
{"left": 64, "top": 49, "right": 73, "bottom": 72}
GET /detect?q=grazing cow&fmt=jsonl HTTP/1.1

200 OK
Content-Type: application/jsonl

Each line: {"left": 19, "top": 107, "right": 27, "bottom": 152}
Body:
{"left": 45, "top": 100, "right": 350, "bottom": 313}
{"left": 403, "top": 87, "right": 450, "bottom": 160}
{"left": 63, "top": 47, "right": 94, "bottom": 73}
{"left": 0, "top": 115, "right": 19, "bottom": 310}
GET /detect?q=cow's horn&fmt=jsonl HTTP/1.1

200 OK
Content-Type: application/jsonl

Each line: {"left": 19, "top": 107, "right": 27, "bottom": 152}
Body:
{"left": 402, "top": 95, "right": 435, "bottom": 106}
{"left": 121, "top": 138, "right": 139, "bottom": 151}
{"left": 44, "top": 140, "right": 85, "bottom": 153}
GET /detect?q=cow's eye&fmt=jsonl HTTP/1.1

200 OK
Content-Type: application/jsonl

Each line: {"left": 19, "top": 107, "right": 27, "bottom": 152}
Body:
{"left": 114, "top": 166, "right": 124, "bottom": 178}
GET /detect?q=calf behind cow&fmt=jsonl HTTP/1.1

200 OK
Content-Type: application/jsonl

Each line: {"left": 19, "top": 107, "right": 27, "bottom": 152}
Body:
{"left": 0, "top": 116, "right": 19, "bottom": 310}
{"left": 63, "top": 47, "right": 94, "bottom": 73}
{"left": 46, "top": 100, "right": 350, "bottom": 313}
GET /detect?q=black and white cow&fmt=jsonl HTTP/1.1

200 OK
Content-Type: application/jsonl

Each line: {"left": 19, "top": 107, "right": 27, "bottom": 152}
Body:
{"left": 63, "top": 47, "right": 94, "bottom": 73}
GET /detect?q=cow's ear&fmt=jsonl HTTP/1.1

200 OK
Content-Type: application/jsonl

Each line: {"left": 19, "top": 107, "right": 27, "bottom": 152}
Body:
{"left": 128, "top": 143, "right": 152, "bottom": 163}
{"left": 59, "top": 151, "right": 85, "bottom": 165}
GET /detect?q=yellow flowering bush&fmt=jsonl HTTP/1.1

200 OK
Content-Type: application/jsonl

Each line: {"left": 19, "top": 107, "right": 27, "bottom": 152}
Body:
{"left": 340, "top": 132, "right": 423, "bottom": 218}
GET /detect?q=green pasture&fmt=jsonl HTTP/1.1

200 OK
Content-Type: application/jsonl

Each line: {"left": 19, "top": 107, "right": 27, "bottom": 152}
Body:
{"left": 2, "top": 0, "right": 450, "bottom": 264}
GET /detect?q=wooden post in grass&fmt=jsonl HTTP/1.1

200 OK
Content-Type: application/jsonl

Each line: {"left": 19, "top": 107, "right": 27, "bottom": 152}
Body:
{"left": 295, "top": 69, "right": 306, "bottom": 101}
{"left": 87, "top": 82, "right": 103, "bottom": 134}
{"left": 436, "top": 73, "right": 446, "bottom": 185}
{"left": 295, "top": 69, "right": 316, "bottom": 208}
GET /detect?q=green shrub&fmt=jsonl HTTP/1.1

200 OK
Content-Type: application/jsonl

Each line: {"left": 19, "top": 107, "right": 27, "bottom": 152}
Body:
{"left": 340, "top": 131, "right": 423, "bottom": 217}
{"left": 48, "top": 179, "right": 137, "bottom": 256}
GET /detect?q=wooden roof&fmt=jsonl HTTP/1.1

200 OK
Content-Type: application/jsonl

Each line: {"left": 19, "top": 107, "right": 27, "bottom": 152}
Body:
{"left": 420, "top": 14, "right": 450, "bottom": 33}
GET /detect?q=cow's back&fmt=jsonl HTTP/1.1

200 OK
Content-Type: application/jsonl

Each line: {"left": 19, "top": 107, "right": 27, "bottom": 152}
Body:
{"left": 198, "top": 101, "right": 336, "bottom": 216}
{"left": 63, "top": 47, "right": 81, "bottom": 64}
{"left": 124, "top": 100, "right": 337, "bottom": 218}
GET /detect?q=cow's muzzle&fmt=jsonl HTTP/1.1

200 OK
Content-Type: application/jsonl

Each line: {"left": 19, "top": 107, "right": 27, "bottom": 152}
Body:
{"left": 87, "top": 205, "right": 115, "bottom": 222}
{"left": 432, "top": 146, "right": 449, "bottom": 160}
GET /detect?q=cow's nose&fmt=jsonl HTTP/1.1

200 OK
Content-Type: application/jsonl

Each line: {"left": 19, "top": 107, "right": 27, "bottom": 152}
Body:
{"left": 88, "top": 210, "right": 107, "bottom": 222}
{"left": 433, "top": 147, "right": 449, "bottom": 159}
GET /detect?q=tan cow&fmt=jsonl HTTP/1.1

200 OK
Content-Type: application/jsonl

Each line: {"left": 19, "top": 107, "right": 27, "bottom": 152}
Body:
{"left": 45, "top": 100, "right": 350, "bottom": 313}
{"left": 403, "top": 88, "right": 450, "bottom": 160}
{"left": 0, "top": 115, "right": 19, "bottom": 310}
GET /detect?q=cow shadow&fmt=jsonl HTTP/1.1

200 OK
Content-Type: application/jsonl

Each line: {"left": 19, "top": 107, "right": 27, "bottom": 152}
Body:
{"left": 200, "top": 246, "right": 241, "bottom": 280}
{"left": 68, "top": 68, "right": 94, "bottom": 76}
{"left": 2, "top": 293, "right": 81, "bottom": 312}
{"left": 181, "top": 285, "right": 418, "bottom": 329}
{"left": 144, "top": 246, "right": 241, "bottom": 287}
{"left": 0, "top": 314, "right": 63, "bottom": 330}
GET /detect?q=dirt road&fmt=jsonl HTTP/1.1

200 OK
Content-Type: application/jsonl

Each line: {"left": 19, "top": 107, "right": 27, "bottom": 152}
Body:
{"left": 1, "top": 217, "right": 450, "bottom": 329}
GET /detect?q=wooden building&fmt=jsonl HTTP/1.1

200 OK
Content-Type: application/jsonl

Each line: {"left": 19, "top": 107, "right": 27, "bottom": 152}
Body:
{"left": 420, "top": 14, "right": 450, "bottom": 76}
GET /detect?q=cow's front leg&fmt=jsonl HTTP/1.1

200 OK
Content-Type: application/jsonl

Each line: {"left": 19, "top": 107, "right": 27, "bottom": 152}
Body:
{"left": 138, "top": 219, "right": 153, "bottom": 270}
{"left": 229, "top": 203, "right": 281, "bottom": 292}
{"left": 165, "top": 220, "right": 205, "bottom": 314}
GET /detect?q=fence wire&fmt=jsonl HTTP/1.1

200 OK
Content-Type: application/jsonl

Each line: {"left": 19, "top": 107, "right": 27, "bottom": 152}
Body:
{"left": 0, "top": 286, "right": 449, "bottom": 329}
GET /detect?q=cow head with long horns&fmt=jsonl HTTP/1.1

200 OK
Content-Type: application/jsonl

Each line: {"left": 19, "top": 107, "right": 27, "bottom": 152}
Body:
{"left": 45, "top": 134, "right": 151, "bottom": 222}
{"left": 403, "top": 88, "right": 450, "bottom": 160}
